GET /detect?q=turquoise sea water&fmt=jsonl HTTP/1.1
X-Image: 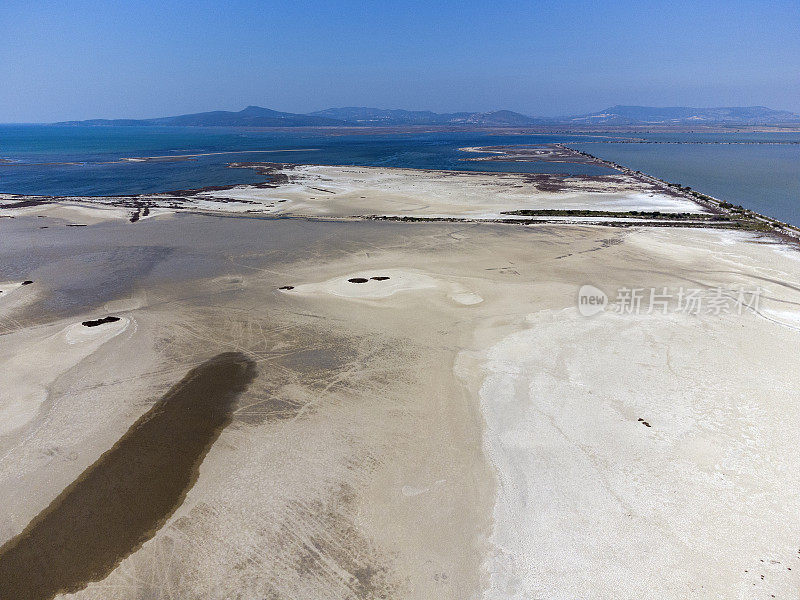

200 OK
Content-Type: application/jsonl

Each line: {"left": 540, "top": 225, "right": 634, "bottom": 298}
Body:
{"left": 0, "top": 126, "right": 612, "bottom": 196}
{"left": 1, "top": 126, "right": 798, "bottom": 225}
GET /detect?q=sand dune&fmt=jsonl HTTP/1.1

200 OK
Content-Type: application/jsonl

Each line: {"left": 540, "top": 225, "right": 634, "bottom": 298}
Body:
{"left": 0, "top": 317, "right": 129, "bottom": 436}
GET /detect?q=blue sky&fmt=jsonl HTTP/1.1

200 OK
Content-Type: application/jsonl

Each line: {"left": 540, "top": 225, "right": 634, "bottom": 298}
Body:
{"left": 1, "top": 0, "right": 798, "bottom": 121}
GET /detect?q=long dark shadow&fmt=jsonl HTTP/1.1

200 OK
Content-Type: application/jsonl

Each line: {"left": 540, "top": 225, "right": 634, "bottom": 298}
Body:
{"left": 0, "top": 352, "right": 257, "bottom": 600}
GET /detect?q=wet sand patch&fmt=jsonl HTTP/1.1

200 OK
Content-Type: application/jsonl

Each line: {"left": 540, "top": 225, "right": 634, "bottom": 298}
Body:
{"left": 0, "top": 352, "right": 256, "bottom": 600}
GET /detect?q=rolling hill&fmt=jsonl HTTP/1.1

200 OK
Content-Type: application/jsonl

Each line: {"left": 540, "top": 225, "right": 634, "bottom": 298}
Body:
{"left": 55, "top": 105, "right": 800, "bottom": 127}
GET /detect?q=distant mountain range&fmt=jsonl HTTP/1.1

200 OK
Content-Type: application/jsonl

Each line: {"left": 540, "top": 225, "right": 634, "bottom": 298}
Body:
{"left": 54, "top": 104, "right": 800, "bottom": 128}
{"left": 566, "top": 105, "right": 800, "bottom": 125}
{"left": 59, "top": 106, "right": 344, "bottom": 128}
{"left": 307, "top": 107, "right": 545, "bottom": 126}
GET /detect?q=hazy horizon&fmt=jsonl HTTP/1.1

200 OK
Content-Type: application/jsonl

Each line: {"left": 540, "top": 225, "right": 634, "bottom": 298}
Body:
{"left": 6, "top": 103, "right": 800, "bottom": 126}
{"left": 2, "top": 0, "right": 799, "bottom": 123}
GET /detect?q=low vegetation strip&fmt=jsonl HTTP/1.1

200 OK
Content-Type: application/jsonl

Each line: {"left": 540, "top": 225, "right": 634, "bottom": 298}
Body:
{"left": 500, "top": 209, "right": 718, "bottom": 219}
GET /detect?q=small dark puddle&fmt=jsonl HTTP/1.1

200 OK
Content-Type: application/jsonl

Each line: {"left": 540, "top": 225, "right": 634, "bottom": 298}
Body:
{"left": 0, "top": 352, "right": 257, "bottom": 600}
{"left": 81, "top": 316, "right": 121, "bottom": 327}
{"left": 348, "top": 278, "right": 369, "bottom": 284}
{"left": 370, "top": 276, "right": 390, "bottom": 281}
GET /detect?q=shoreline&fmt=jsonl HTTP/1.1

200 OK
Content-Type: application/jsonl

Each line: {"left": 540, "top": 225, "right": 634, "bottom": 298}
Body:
{"left": 2, "top": 146, "right": 798, "bottom": 241}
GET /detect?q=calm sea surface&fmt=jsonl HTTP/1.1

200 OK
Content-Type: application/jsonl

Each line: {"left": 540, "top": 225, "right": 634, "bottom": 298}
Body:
{"left": 572, "top": 132, "right": 800, "bottom": 226}
{"left": 1, "top": 126, "right": 798, "bottom": 225}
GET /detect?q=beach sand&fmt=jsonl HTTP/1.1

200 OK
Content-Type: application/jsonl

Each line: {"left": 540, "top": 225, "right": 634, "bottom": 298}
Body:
{"left": 457, "top": 228, "right": 800, "bottom": 599}
{"left": 0, "top": 167, "right": 798, "bottom": 598}
{"left": 197, "top": 164, "right": 708, "bottom": 218}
